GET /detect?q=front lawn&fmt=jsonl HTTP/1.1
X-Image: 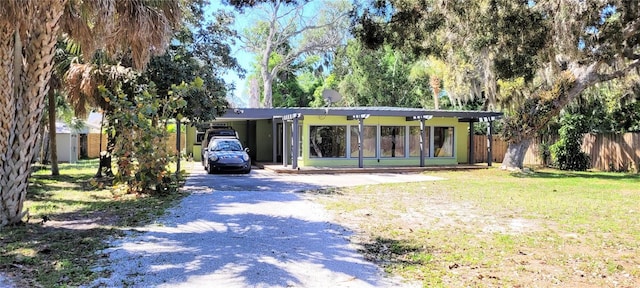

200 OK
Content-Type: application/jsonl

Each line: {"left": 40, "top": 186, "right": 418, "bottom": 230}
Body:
{"left": 310, "top": 168, "right": 640, "bottom": 287}
{"left": 0, "top": 160, "right": 187, "bottom": 287}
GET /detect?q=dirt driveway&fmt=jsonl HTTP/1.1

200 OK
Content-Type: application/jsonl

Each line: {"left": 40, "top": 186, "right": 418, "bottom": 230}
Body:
{"left": 88, "top": 165, "right": 439, "bottom": 287}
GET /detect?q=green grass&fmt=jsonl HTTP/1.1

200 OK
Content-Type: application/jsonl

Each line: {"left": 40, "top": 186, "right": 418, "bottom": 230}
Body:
{"left": 313, "top": 168, "right": 640, "bottom": 287}
{"left": 0, "top": 160, "right": 187, "bottom": 287}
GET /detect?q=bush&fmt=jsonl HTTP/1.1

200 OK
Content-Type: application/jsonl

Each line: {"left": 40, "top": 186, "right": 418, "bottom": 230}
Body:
{"left": 550, "top": 113, "right": 591, "bottom": 171}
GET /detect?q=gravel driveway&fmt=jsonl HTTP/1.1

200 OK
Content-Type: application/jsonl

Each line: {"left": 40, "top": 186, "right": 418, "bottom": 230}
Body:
{"left": 89, "top": 164, "right": 440, "bottom": 287}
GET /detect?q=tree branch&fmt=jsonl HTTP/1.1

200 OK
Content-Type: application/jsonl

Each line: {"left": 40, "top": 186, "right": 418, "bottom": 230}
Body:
{"left": 595, "top": 59, "right": 640, "bottom": 83}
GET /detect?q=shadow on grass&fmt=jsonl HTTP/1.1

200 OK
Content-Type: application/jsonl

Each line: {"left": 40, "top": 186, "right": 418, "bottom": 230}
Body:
{"left": 510, "top": 170, "right": 640, "bottom": 181}
{"left": 0, "top": 165, "right": 187, "bottom": 287}
{"left": 28, "top": 175, "right": 85, "bottom": 200}
{"left": 1, "top": 190, "right": 185, "bottom": 287}
{"left": 0, "top": 224, "right": 120, "bottom": 287}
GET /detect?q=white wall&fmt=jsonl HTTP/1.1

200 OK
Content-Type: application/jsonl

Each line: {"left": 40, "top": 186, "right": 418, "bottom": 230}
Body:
{"left": 56, "top": 133, "right": 78, "bottom": 163}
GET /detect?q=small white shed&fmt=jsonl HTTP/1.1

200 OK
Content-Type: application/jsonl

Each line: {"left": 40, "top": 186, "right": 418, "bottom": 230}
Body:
{"left": 56, "top": 122, "right": 78, "bottom": 163}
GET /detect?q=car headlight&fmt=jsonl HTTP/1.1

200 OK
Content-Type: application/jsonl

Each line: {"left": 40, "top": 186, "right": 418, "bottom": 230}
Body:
{"left": 209, "top": 154, "right": 219, "bottom": 161}
{"left": 242, "top": 153, "right": 250, "bottom": 161}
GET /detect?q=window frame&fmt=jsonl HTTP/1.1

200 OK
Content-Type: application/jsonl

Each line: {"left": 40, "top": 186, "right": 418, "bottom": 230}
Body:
{"left": 408, "top": 126, "right": 430, "bottom": 158}
{"left": 308, "top": 125, "right": 348, "bottom": 158}
{"left": 348, "top": 125, "right": 378, "bottom": 158}
{"left": 380, "top": 125, "right": 407, "bottom": 158}
{"left": 433, "top": 126, "right": 455, "bottom": 158}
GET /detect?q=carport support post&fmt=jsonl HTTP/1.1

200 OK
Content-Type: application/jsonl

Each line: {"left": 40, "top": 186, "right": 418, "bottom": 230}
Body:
{"left": 358, "top": 118, "right": 364, "bottom": 168}
{"left": 272, "top": 117, "right": 277, "bottom": 163}
{"left": 487, "top": 120, "right": 493, "bottom": 167}
{"left": 348, "top": 114, "right": 369, "bottom": 168}
{"left": 419, "top": 118, "right": 426, "bottom": 167}
{"left": 282, "top": 119, "right": 288, "bottom": 167}
{"left": 292, "top": 117, "right": 299, "bottom": 169}
{"left": 407, "top": 115, "right": 432, "bottom": 167}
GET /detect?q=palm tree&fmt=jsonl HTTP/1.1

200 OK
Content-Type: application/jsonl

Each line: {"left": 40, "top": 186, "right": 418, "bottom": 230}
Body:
{"left": 410, "top": 56, "right": 448, "bottom": 109}
{"left": 44, "top": 40, "right": 77, "bottom": 176}
{"left": 0, "top": 0, "right": 181, "bottom": 227}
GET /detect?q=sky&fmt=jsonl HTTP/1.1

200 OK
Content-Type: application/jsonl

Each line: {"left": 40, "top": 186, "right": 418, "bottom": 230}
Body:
{"left": 204, "top": 0, "right": 331, "bottom": 108}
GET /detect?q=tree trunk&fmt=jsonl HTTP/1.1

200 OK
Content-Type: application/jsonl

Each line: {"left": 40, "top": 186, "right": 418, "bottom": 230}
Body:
{"left": 262, "top": 75, "right": 274, "bottom": 108}
{"left": 34, "top": 122, "right": 47, "bottom": 164}
{"left": 48, "top": 87, "right": 59, "bottom": 176}
{"left": 499, "top": 67, "right": 603, "bottom": 171}
{"left": 0, "top": 2, "right": 65, "bottom": 227}
{"left": 500, "top": 138, "right": 532, "bottom": 170}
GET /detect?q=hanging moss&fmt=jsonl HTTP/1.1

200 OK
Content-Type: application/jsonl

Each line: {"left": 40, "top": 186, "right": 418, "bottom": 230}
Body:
{"left": 501, "top": 71, "right": 576, "bottom": 143}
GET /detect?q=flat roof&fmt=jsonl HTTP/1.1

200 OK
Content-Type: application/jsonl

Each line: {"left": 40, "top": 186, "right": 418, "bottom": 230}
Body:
{"left": 219, "top": 107, "right": 502, "bottom": 121}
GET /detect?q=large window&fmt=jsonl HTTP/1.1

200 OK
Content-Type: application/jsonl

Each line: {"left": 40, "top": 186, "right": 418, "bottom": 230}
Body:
{"left": 309, "top": 126, "right": 346, "bottom": 158}
{"left": 350, "top": 126, "right": 377, "bottom": 157}
{"left": 409, "top": 126, "right": 429, "bottom": 157}
{"left": 380, "top": 126, "right": 405, "bottom": 157}
{"left": 434, "top": 127, "right": 454, "bottom": 157}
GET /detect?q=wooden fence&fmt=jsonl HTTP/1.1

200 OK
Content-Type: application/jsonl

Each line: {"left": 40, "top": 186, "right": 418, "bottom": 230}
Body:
{"left": 472, "top": 133, "right": 640, "bottom": 172}
{"left": 85, "top": 133, "right": 186, "bottom": 158}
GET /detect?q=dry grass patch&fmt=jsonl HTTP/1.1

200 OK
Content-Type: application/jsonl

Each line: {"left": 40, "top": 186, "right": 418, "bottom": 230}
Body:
{"left": 307, "top": 168, "right": 640, "bottom": 287}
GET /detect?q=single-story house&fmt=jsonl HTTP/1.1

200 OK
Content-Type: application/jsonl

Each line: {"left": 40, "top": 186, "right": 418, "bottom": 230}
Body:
{"left": 186, "top": 107, "right": 502, "bottom": 169}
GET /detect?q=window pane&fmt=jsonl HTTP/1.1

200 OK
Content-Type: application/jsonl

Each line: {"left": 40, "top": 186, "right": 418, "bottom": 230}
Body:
{"left": 409, "top": 126, "right": 429, "bottom": 157}
{"left": 309, "top": 126, "right": 346, "bottom": 158}
{"left": 350, "top": 126, "right": 377, "bottom": 158}
{"left": 381, "top": 126, "right": 405, "bottom": 157}
{"left": 434, "top": 127, "right": 454, "bottom": 157}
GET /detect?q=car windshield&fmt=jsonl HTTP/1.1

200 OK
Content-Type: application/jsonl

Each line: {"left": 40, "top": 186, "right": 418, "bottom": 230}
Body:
{"left": 210, "top": 140, "right": 243, "bottom": 152}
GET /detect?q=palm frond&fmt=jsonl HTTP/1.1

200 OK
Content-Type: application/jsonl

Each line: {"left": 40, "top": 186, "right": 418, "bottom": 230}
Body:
{"left": 59, "top": 0, "right": 181, "bottom": 70}
{"left": 65, "top": 63, "right": 98, "bottom": 118}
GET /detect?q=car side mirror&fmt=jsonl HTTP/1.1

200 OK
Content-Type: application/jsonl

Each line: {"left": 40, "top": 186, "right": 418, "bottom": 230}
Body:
{"left": 244, "top": 148, "right": 250, "bottom": 153}
{"left": 203, "top": 148, "right": 208, "bottom": 152}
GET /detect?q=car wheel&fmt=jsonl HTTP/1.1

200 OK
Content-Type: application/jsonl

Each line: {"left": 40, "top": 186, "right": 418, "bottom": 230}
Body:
{"left": 207, "top": 162, "right": 215, "bottom": 174}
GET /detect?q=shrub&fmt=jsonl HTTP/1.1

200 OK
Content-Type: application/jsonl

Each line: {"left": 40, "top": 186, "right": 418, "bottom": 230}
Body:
{"left": 550, "top": 113, "right": 590, "bottom": 171}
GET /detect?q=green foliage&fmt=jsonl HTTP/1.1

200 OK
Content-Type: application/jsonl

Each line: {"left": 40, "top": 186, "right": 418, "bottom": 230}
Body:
{"left": 310, "top": 73, "right": 338, "bottom": 107}
{"left": 538, "top": 141, "right": 551, "bottom": 167}
{"left": 144, "top": 3, "right": 239, "bottom": 121}
{"left": 102, "top": 75, "right": 185, "bottom": 195}
{"left": 272, "top": 69, "right": 311, "bottom": 107}
{"left": 566, "top": 80, "right": 640, "bottom": 133}
{"left": 354, "top": 1, "right": 640, "bottom": 170}
{"left": 549, "top": 113, "right": 590, "bottom": 171}
{"left": 333, "top": 40, "right": 431, "bottom": 108}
